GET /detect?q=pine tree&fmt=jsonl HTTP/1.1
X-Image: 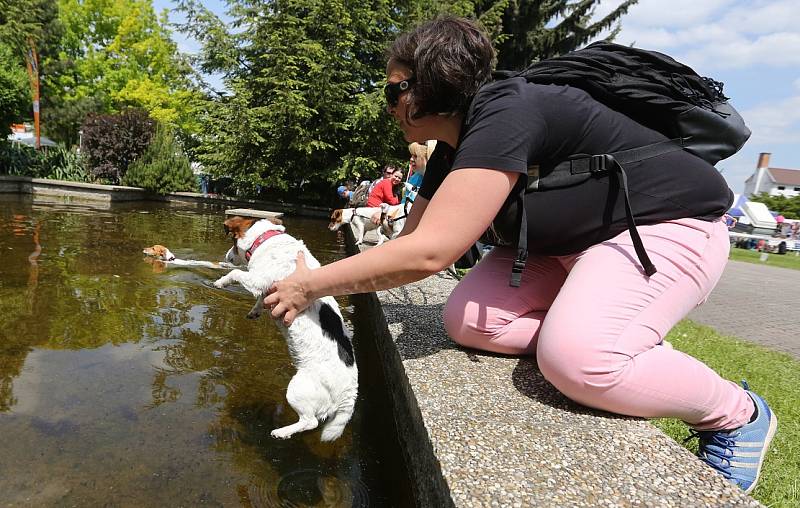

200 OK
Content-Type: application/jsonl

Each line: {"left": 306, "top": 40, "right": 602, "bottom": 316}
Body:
{"left": 177, "top": 0, "right": 404, "bottom": 201}
{"left": 123, "top": 125, "right": 196, "bottom": 195}
{"left": 404, "top": 1, "right": 638, "bottom": 69}
{"left": 488, "top": 0, "right": 639, "bottom": 70}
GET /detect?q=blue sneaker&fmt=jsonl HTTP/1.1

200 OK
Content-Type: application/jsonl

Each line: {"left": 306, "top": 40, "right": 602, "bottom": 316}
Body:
{"left": 689, "top": 381, "right": 778, "bottom": 494}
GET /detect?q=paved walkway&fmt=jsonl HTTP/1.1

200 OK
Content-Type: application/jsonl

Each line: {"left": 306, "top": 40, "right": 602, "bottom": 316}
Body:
{"left": 689, "top": 259, "right": 800, "bottom": 359}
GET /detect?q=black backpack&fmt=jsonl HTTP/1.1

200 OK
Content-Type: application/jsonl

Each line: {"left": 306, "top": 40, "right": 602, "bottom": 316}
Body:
{"left": 488, "top": 41, "right": 750, "bottom": 286}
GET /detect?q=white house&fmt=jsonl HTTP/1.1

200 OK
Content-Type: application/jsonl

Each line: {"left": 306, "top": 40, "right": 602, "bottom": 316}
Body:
{"left": 743, "top": 152, "right": 800, "bottom": 197}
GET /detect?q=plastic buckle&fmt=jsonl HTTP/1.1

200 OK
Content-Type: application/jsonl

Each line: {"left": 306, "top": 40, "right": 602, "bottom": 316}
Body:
{"left": 509, "top": 258, "right": 526, "bottom": 288}
{"left": 589, "top": 154, "right": 613, "bottom": 173}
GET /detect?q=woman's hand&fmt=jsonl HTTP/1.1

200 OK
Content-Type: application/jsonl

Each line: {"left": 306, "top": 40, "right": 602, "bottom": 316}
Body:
{"left": 264, "top": 251, "right": 313, "bottom": 326}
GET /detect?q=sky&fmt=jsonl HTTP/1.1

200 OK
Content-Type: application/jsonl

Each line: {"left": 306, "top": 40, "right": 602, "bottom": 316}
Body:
{"left": 155, "top": 0, "right": 800, "bottom": 194}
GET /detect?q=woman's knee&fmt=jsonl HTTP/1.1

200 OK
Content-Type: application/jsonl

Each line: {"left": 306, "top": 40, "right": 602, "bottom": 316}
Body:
{"left": 536, "top": 331, "right": 623, "bottom": 403}
{"left": 443, "top": 296, "right": 491, "bottom": 347}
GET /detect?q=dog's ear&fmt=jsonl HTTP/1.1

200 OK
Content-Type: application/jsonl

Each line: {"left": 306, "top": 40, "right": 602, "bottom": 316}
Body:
{"left": 223, "top": 217, "right": 237, "bottom": 237}
{"left": 330, "top": 209, "right": 343, "bottom": 222}
{"left": 223, "top": 216, "right": 256, "bottom": 239}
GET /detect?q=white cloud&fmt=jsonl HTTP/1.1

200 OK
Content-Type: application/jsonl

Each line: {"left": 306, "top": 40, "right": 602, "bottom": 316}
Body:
{"left": 741, "top": 94, "right": 800, "bottom": 145}
{"left": 680, "top": 32, "right": 800, "bottom": 70}
{"left": 718, "top": 0, "right": 800, "bottom": 35}
{"left": 597, "top": 0, "right": 735, "bottom": 29}
{"left": 600, "top": 0, "right": 800, "bottom": 71}
{"left": 718, "top": 151, "right": 757, "bottom": 192}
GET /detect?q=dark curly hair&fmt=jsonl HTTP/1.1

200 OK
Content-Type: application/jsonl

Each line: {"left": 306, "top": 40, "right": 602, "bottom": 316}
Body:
{"left": 387, "top": 15, "right": 495, "bottom": 119}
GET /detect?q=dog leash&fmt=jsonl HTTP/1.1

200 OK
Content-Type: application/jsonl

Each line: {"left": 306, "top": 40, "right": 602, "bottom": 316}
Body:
{"left": 386, "top": 199, "right": 414, "bottom": 226}
{"left": 345, "top": 205, "right": 382, "bottom": 221}
{"left": 386, "top": 213, "right": 408, "bottom": 226}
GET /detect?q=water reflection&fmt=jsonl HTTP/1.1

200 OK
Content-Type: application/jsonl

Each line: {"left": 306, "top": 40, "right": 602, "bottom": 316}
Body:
{"left": 0, "top": 196, "right": 405, "bottom": 506}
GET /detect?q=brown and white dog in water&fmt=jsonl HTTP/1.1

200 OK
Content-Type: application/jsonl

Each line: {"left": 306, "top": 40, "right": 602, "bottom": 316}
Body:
{"left": 212, "top": 215, "right": 358, "bottom": 441}
{"left": 143, "top": 245, "right": 176, "bottom": 261}
{"left": 143, "top": 245, "right": 234, "bottom": 269}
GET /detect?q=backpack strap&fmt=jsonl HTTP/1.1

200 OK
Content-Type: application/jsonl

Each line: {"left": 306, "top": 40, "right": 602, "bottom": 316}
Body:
{"left": 508, "top": 139, "right": 679, "bottom": 285}
{"left": 510, "top": 182, "right": 528, "bottom": 287}
{"left": 548, "top": 140, "right": 678, "bottom": 277}
{"left": 607, "top": 155, "right": 658, "bottom": 277}
{"left": 552, "top": 139, "right": 684, "bottom": 177}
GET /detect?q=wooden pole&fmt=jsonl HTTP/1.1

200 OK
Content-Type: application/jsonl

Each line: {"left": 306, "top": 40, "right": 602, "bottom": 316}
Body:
{"left": 25, "top": 38, "right": 41, "bottom": 150}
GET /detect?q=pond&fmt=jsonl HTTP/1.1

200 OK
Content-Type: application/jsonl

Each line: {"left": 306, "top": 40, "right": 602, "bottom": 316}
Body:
{"left": 0, "top": 195, "right": 412, "bottom": 507}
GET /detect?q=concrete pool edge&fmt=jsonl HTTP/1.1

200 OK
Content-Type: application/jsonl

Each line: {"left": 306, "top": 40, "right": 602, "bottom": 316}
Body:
{"left": 0, "top": 175, "right": 331, "bottom": 218}
{"left": 346, "top": 230, "right": 455, "bottom": 508}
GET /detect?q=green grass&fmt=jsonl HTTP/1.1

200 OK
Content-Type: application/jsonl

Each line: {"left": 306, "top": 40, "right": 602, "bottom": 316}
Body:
{"left": 729, "top": 247, "right": 800, "bottom": 271}
{"left": 651, "top": 320, "right": 800, "bottom": 507}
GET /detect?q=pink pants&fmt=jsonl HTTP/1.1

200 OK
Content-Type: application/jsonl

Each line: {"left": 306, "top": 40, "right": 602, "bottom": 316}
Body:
{"left": 443, "top": 218, "right": 753, "bottom": 430}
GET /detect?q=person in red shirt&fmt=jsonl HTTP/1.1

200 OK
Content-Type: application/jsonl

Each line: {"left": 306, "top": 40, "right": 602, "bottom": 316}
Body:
{"left": 366, "top": 168, "right": 403, "bottom": 207}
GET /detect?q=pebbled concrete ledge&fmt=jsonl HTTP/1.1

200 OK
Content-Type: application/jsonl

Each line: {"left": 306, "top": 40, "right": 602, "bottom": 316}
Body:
{"left": 347, "top": 228, "right": 762, "bottom": 507}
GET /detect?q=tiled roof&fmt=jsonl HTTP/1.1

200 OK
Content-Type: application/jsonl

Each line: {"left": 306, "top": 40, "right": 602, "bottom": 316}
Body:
{"left": 768, "top": 168, "right": 800, "bottom": 186}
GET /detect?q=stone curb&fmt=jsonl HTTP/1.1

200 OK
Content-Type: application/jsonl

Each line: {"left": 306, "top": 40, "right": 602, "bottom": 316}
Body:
{"left": 0, "top": 175, "right": 332, "bottom": 218}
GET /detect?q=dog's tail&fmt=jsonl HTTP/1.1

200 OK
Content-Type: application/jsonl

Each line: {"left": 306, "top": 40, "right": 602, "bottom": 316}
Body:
{"left": 320, "top": 402, "right": 356, "bottom": 442}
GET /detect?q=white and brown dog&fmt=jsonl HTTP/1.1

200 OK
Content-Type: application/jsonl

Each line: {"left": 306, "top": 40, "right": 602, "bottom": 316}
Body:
{"left": 328, "top": 203, "right": 408, "bottom": 245}
{"left": 212, "top": 216, "right": 358, "bottom": 442}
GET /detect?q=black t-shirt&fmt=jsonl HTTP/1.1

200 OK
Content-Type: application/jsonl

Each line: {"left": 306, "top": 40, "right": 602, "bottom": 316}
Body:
{"left": 419, "top": 77, "right": 733, "bottom": 255}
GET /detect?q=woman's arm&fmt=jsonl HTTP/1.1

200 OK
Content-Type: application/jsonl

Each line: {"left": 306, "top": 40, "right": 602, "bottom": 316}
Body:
{"left": 265, "top": 168, "right": 519, "bottom": 325}
{"left": 397, "top": 196, "right": 428, "bottom": 237}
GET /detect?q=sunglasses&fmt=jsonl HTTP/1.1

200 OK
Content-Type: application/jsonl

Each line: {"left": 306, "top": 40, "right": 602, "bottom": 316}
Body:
{"left": 383, "top": 77, "right": 415, "bottom": 107}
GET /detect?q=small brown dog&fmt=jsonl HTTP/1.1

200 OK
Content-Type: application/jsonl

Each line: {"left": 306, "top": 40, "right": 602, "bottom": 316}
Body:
{"left": 143, "top": 245, "right": 175, "bottom": 261}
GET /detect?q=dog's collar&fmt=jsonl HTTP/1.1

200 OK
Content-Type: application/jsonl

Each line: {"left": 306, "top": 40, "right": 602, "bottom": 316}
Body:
{"left": 245, "top": 230, "right": 283, "bottom": 261}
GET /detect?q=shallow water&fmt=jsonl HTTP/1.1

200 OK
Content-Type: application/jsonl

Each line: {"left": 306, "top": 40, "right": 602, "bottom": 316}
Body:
{"left": 0, "top": 195, "right": 410, "bottom": 507}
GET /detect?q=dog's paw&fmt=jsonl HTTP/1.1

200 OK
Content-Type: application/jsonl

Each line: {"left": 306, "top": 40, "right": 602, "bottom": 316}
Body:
{"left": 212, "top": 279, "right": 226, "bottom": 288}
{"left": 270, "top": 428, "right": 294, "bottom": 440}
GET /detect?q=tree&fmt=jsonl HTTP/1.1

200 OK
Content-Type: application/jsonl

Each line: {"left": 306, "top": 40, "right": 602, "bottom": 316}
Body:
{"left": 396, "top": 1, "right": 638, "bottom": 68}
{"left": 42, "top": 95, "right": 106, "bottom": 147}
{"left": 41, "top": 0, "right": 201, "bottom": 145}
{"left": 749, "top": 193, "right": 800, "bottom": 220}
{"left": 0, "top": 0, "right": 63, "bottom": 132}
{"left": 177, "top": 0, "right": 406, "bottom": 200}
{"left": 0, "top": 44, "right": 29, "bottom": 131}
{"left": 0, "top": 0, "right": 62, "bottom": 57}
{"left": 123, "top": 124, "right": 197, "bottom": 194}
{"left": 484, "top": 0, "right": 639, "bottom": 69}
